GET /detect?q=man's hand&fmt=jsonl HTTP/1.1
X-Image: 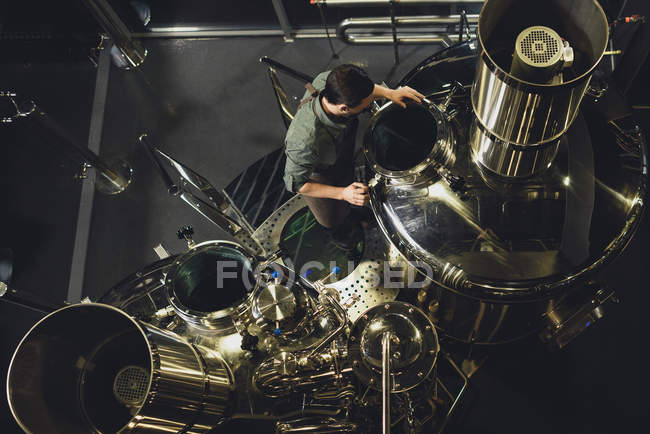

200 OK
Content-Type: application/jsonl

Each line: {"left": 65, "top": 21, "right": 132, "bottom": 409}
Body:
{"left": 388, "top": 86, "right": 424, "bottom": 108}
{"left": 341, "top": 182, "right": 369, "bottom": 206}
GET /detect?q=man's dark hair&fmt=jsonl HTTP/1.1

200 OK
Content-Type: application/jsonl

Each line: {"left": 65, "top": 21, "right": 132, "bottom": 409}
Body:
{"left": 322, "top": 64, "right": 374, "bottom": 108}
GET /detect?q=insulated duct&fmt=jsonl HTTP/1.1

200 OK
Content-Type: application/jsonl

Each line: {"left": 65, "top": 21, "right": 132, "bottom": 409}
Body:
{"left": 469, "top": 0, "right": 608, "bottom": 178}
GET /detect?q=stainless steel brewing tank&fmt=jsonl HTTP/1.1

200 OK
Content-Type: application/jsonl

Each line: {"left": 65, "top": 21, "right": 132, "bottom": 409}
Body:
{"left": 165, "top": 240, "right": 259, "bottom": 332}
{"left": 6, "top": 303, "right": 234, "bottom": 433}
{"left": 470, "top": 0, "right": 609, "bottom": 178}
{"left": 364, "top": 101, "right": 455, "bottom": 185}
{"left": 366, "top": 40, "right": 647, "bottom": 344}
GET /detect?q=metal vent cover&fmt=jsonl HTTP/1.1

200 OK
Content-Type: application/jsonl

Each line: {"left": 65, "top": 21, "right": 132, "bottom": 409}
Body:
{"left": 516, "top": 26, "right": 563, "bottom": 67}
{"left": 113, "top": 365, "right": 149, "bottom": 406}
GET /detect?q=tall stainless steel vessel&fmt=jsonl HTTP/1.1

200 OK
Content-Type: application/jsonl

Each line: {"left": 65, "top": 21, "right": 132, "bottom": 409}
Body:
{"left": 366, "top": 0, "right": 647, "bottom": 344}
{"left": 469, "top": 0, "right": 609, "bottom": 178}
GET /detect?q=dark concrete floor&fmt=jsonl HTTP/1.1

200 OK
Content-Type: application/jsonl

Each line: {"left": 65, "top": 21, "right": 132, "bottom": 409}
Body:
{"left": 1, "top": 36, "right": 649, "bottom": 434}
{"left": 82, "top": 37, "right": 439, "bottom": 298}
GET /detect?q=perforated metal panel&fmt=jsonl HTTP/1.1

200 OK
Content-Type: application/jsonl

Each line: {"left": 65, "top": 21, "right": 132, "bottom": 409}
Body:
{"left": 326, "top": 228, "right": 399, "bottom": 322}
{"left": 516, "top": 26, "right": 563, "bottom": 67}
{"left": 253, "top": 195, "right": 398, "bottom": 322}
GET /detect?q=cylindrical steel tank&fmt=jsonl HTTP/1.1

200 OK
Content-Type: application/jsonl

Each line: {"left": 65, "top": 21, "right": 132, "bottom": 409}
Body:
{"left": 367, "top": 36, "right": 647, "bottom": 344}
{"left": 7, "top": 303, "right": 233, "bottom": 433}
{"left": 469, "top": 0, "right": 609, "bottom": 178}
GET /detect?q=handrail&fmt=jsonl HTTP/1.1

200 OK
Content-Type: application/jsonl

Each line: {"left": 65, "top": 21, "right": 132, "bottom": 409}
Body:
{"left": 259, "top": 57, "right": 314, "bottom": 84}
{"left": 337, "top": 14, "right": 478, "bottom": 45}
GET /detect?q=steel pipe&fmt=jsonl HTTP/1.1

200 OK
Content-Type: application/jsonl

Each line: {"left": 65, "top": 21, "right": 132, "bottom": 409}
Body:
{"left": 81, "top": 0, "right": 147, "bottom": 68}
{"left": 25, "top": 101, "right": 133, "bottom": 194}
{"left": 313, "top": 0, "right": 482, "bottom": 6}
{"left": 137, "top": 136, "right": 263, "bottom": 254}
{"left": 381, "top": 332, "right": 392, "bottom": 434}
{"left": 337, "top": 14, "right": 478, "bottom": 45}
{"left": 260, "top": 57, "right": 314, "bottom": 84}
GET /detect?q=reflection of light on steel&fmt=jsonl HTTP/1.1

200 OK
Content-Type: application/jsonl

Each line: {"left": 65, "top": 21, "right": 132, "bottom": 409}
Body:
{"left": 426, "top": 181, "right": 507, "bottom": 256}
{"left": 218, "top": 333, "right": 243, "bottom": 353}
{"left": 150, "top": 26, "right": 202, "bottom": 32}
{"left": 427, "top": 182, "right": 481, "bottom": 234}
{"left": 594, "top": 179, "right": 638, "bottom": 209}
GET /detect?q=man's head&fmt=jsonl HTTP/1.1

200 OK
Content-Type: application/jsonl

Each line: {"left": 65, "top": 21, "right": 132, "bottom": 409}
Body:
{"left": 322, "top": 64, "right": 374, "bottom": 117}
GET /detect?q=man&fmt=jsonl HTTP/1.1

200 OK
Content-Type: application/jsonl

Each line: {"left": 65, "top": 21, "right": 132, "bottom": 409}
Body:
{"left": 283, "top": 64, "right": 423, "bottom": 250}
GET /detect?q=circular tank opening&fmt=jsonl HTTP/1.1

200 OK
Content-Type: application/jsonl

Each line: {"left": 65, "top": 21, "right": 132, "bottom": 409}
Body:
{"left": 370, "top": 103, "right": 437, "bottom": 172}
{"left": 7, "top": 304, "right": 151, "bottom": 434}
{"left": 478, "top": 0, "right": 608, "bottom": 82}
{"left": 171, "top": 244, "right": 256, "bottom": 312}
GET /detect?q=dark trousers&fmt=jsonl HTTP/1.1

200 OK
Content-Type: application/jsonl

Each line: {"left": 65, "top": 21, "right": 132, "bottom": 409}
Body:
{"left": 303, "top": 173, "right": 351, "bottom": 229}
{"left": 302, "top": 118, "right": 357, "bottom": 229}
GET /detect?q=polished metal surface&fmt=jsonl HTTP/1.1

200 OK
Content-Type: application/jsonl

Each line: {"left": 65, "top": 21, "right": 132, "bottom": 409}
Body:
{"left": 255, "top": 282, "right": 297, "bottom": 321}
{"left": 6, "top": 303, "right": 233, "bottom": 433}
{"left": 371, "top": 113, "right": 647, "bottom": 300}
{"left": 93, "top": 157, "right": 134, "bottom": 194}
{"left": 81, "top": 0, "right": 147, "bottom": 68}
{"left": 252, "top": 194, "right": 399, "bottom": 322}
{"left": 361, "top": 315, "right": 422, "bottom": 370}
{"left": 364, "top": 100, "right": 456, "bottom": 185}
{"left": 366, "top": 38, "right": 649, "bottom": 344}
{"left": 337, "top": 14, "right": 478, "bottom": 46}
{"left": 273, "top": 351, "right": 298, "bottom": 376}
{"left": 7, "top": 228, "right": 471, "bottom": 432}
{"left": 468, "top": 119, "right": 561, "bottom": 177}
{"left": 349, "top": 302, "right": 439, "bottom": 392}
{"left": 166, "top": 240, "right": 258, "bottom": 332}
{"left": 470, "top": 0, "right": 609, "bottom": 177}
{"left": 140, "top": 135, "right": 263, "bottom": 255}
{"left": 276, "top": 418, "right": 359, "bottom": 433}
{"left": 381, "top": 332, "right": 392, "bottom": 434}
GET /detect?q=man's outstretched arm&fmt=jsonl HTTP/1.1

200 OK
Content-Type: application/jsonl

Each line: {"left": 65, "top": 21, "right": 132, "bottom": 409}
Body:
{"left": 371, "top": 84, "right": 424, "bottom": 108}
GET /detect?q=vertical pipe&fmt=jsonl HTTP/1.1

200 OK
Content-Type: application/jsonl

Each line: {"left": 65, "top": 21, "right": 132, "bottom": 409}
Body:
{"left": 271, "top": 0, "right": 295, "bottom": 42}
{"left": 388, "top": 1, "right": 400, "bottom": 64}
{"left": 382, "top": 332, "right": 392, "bottom": 434}
{"left": 458, "top": 10, "right": 464, "bottom": 42}
{"left": 81, "top": 0, "right": 147, "bottom": 68}
{"left": 608, "top": 38, "right": 616, "bottom": 73}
